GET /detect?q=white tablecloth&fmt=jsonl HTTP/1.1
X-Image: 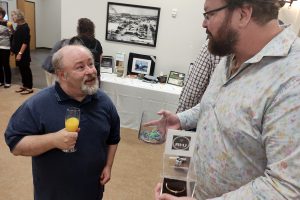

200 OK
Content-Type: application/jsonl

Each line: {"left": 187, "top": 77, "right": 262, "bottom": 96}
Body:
{"left": 100, "top": 73, "right": 182, "bottom": 130}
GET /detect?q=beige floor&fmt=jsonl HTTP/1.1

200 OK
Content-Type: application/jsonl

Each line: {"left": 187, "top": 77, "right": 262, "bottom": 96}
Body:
{"left": 0, "top": 85, "right": 165, "bottom": 200}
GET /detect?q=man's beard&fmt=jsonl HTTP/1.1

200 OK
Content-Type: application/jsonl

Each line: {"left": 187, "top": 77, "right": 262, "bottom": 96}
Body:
{"left": 207, "top": 14, "right": 239, "bottom": 56}
{"left": 81, "top": 76, "right": 99, "bottom": 95}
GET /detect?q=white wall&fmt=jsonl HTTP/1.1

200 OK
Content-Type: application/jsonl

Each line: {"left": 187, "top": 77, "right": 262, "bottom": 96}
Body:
{"left": 36, "top": 0, "right": 61, "bottom": 47}
{"left": 61, "top": 0, "right": 206, "bottom": 76}
{"left": 2, "top": 0, "right": 17, "bottom": 19}
{"left": 3, "top": 0, "right": 61, "bottom": 48}
{"left": 4, "top": 0, "right": 300, "bottom": 75}
{"left": 279, "top": 2, "right": 300, "bottom": 35}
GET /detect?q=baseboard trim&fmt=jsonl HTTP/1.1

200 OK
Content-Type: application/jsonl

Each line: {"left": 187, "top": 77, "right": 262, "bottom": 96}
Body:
{"left": 35, "top": 47, "right": 51, "bottom": 50}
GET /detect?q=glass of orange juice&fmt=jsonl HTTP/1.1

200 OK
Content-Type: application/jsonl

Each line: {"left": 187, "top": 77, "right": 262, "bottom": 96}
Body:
{"left": 63, "top": 107, "right": 80, "bottom": 153}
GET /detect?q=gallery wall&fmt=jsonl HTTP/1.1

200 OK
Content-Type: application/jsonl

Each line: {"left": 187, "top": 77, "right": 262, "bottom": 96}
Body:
{"left": 2, "top": 0, "right": 300, "bottom": 75}
{"left": 59, "top": 0, "right": 300, "bottom": 75}
{"left": 36, "top": 0, "right": 61, "bottom": 48}
{"left": 61, "top": 0, "right": 207, "bottom": 76}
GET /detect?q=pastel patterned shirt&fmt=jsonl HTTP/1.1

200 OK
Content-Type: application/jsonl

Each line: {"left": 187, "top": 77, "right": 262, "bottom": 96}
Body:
{"left": 178, "top": 26, "right": 300, "bottom": 199}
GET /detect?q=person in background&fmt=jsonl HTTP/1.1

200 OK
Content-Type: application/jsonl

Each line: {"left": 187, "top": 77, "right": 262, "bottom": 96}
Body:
{"left": 152, "top": 0, "right": 300, "bottom": 199}
{"left": 42, "top": 38, "right": 70, "bottom": 86}
{"left": 69, "top": 18, "right": 103, "bottom": 86}
{"left": 176, "top": 41, "right": 220, "bottom": 113}
{"left": 0, "top": 7, "right": 13, "bottom": 88}
{"left": 4, "top": 45, "right": 120, "bottom": 200}
{"left": 10, "top": 9, "right": 33, "bottom": 94}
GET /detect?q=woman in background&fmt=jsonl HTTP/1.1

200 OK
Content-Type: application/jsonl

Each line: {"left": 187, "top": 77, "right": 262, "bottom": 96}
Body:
{"left": 0, "top": 7, "right": 13, "bottom": 88}
{"left": 69, "top": 18, "right": 103, "bottom": 86}
{"left": 11, "top": 9, "right": 33, "bottom": 94}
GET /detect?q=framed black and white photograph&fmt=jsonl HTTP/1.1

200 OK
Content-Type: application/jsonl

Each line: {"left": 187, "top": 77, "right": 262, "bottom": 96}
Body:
{"left": 0, "top": 1, "right": 8, "bottom": 20}
{"left": 167, "top": 71, "right": 185, "bottom": 87}
{"left": 127, "top": 53, "right": 156, "bottom": 76}
{"left": 106, "top": 2, "right": 160, "bottom": 47}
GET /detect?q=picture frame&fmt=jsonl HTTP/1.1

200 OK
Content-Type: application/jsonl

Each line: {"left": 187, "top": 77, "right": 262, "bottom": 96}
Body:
{"left": 127, "top": 53, "right": 156, "bottom": 76}
{"left": 100, "top": 55, "right": 114, "bottom": 73}
{"left": 167, "top": 71, "right": 185, "bottom": 87}
{"left": 106, "top": 2, "right": 161, "bottom": 47}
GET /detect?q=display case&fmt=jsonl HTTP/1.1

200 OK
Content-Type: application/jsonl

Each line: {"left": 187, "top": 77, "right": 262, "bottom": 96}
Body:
{"left": 161, "top": 129, "right": 197, "bottom": 197}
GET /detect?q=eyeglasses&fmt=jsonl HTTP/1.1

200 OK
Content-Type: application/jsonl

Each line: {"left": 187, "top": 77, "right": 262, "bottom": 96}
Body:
{"left": 203, "top": 4, "right": 230, "bottom": 20}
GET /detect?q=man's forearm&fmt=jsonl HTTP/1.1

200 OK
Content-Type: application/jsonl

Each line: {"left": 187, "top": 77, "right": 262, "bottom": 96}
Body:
{"left": 12, "top": 133, "right": 57, "bottom": 157}
{"left": 177, "top": 103, "right": 201, "bottom": 130}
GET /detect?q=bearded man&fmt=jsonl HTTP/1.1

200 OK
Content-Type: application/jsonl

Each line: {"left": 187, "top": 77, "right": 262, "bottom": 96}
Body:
{"left": 153, "top": 0, "right": 300, "bottom": 199}
{"left": 5, "top": 45, "right": 120, "bottom": 200}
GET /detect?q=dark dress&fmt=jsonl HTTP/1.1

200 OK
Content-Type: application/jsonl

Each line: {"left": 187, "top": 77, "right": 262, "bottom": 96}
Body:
{"left": 11, "top": 23, "right": 32, "bottom": 89}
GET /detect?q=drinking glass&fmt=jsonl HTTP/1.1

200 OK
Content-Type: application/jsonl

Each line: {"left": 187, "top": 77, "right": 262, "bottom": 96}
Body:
{"left": 63, "top": 107, "right": 80, "bottom": 153}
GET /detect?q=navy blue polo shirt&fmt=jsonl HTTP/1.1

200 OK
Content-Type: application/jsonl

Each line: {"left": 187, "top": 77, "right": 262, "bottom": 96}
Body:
{"left": 5, "top": 82, "right": 120, "bottom": 200}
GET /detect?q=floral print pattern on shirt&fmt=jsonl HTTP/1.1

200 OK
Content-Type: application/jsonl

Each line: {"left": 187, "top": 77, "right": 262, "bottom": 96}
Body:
{"left": 178, "top": 26, "right": 300, "bottom": 200}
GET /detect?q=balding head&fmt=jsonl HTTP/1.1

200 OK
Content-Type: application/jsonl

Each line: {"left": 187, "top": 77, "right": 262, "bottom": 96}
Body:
{"left": 52, "top": 44, "right": 98, "bottom": 100}
{"left": 52, "top": 45, "right": 94, "bottom": 74}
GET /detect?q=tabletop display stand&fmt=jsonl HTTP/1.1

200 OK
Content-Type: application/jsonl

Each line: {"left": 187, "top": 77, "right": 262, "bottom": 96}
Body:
{"left": 161, "top": 129, "right": 197, "bottom": 197}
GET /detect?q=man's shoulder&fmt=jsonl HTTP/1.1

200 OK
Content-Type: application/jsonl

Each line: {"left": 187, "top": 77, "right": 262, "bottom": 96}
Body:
{"left": 27, "top": 87, "right": 55, "bottom": 103}
{"left": 95, "top": 89, "right": 115, "bottom": 105}
{"left": 95, "top": 89, "right": 110, "bottom": 99}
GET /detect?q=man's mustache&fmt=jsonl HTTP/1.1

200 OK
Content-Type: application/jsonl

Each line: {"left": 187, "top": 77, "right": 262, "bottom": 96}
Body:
{"left": 206, "top": 29, "right": 212, "bottom": 37}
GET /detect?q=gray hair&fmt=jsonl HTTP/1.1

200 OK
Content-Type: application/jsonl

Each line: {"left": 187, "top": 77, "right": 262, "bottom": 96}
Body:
{"left": 11, "top": 9, "right": 25, "bottom": 22}
{"left": 52, "top": 48, "right": 64, "bottom": 73}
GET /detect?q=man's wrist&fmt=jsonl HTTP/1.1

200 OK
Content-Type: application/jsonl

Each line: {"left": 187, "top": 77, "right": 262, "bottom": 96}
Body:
{"left": 18, "top": 52, "right": 23, "bottom": 55}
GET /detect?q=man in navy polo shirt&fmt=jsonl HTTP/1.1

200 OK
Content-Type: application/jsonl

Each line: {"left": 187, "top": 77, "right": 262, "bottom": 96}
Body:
{"left": 5, "top": 45, "right": 120, "bottom": 200}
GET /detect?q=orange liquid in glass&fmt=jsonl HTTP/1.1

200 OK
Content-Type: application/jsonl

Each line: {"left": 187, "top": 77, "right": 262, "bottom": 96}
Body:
{"left": 65, "top": 117, "right": 79, "bottom": 132}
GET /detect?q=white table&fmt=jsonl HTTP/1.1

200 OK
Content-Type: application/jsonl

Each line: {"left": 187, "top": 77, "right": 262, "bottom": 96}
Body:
{"left": 100, "top": 73, "right": 182, "bottom": 130}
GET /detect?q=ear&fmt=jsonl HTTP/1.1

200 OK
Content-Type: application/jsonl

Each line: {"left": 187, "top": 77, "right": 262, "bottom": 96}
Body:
{"left": 237, "top": 4, "right": 252, "bottom": 27}
{"left": 57, "top": 70, "right": 67, "bottom": 81}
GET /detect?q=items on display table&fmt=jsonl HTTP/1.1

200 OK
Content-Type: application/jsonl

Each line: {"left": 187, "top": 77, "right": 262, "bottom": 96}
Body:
{"left": 100, "top": 56, "right": 114, "bottom": 73}
{"left": 142, "top": 75, "right": 158, "bottom": 83}
{"left": 115, "top": 52, "right": 125, "bottom": 77}
{"left": 161, "top": 129, "right": 197, "bottom": 197}
{"left": 157, "top": 72, "right": 167, "bottom": 83}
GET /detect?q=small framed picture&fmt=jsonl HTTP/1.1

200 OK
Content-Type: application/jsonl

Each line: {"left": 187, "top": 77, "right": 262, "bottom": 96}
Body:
{"left": 167, "top": 71, "right": 185, "bottom": 87}
{"left": 127, "top": 53, "right": 156, "bottom": 76}
{"left": 100, "top": 56, "right": 114, "bottom": 73}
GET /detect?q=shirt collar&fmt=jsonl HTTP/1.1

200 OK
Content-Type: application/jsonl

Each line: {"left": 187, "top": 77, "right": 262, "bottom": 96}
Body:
{"left": 54, "top": 82, "right": 98, "bottom": 103}
{"left": 245, "top": 25, "right": 297, "bottom": 64}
